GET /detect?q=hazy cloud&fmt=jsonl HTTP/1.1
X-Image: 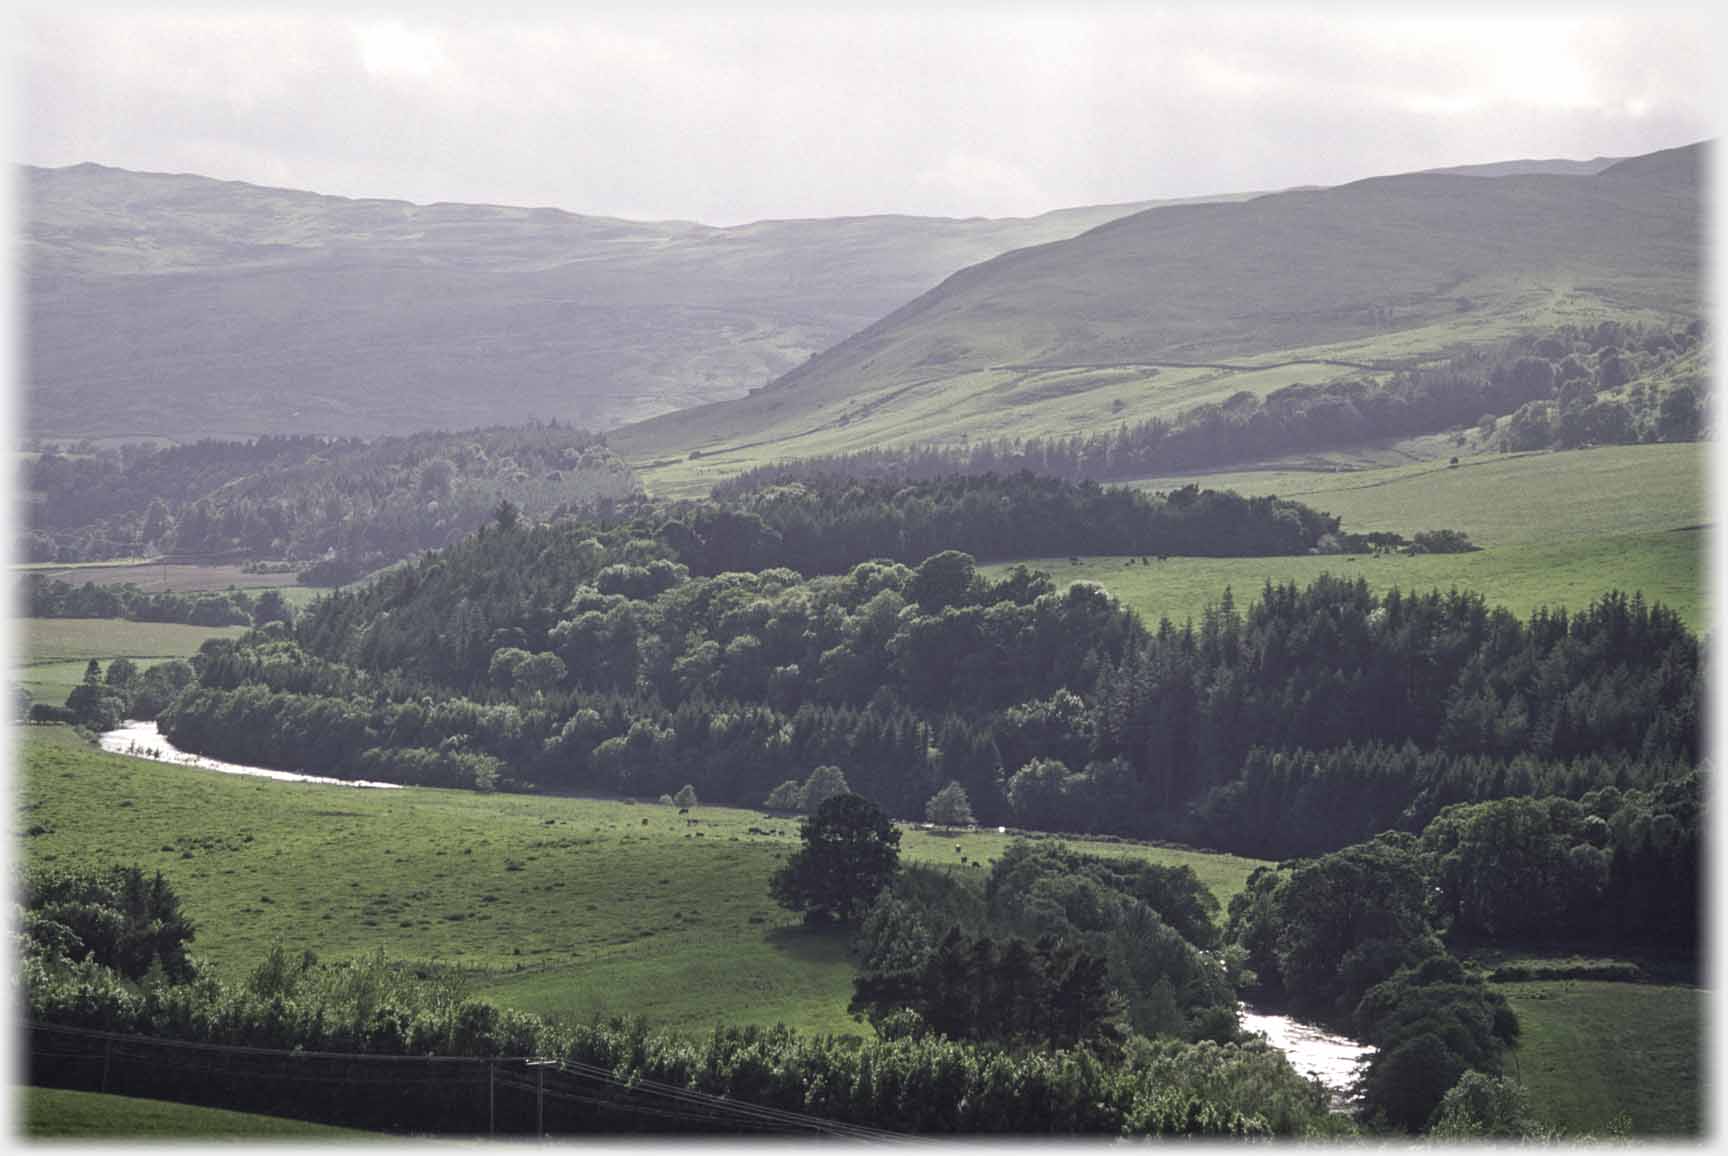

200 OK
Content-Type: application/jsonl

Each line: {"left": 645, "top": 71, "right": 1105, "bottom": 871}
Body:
{"left": 16, "top": 5, "right": 1718, "bottom": 224}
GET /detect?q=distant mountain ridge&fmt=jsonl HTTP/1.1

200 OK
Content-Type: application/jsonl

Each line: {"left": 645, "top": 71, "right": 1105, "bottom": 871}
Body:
{"left": 25, "top": 163, "right": 1236, "bottom": 439}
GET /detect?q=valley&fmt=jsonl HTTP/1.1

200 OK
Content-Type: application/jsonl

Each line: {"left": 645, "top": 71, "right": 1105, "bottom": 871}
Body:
{"left": 15, "top": 124, "right": 1708, "bottom": 1141}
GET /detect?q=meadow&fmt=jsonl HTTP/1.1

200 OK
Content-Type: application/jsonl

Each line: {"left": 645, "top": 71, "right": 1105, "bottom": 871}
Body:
{"left": 22, "top": 559, "right": 324, "bottom": 607}
{"left": 989, "top": 443, "right": 1706, "bottom": 632}
{"left": 13, "top": 617, "right": 249, "bottom": 705}
{"left": 1497, "top": 979, "right": 1702, "bottom": 1135}
{"left": 17, "top": 1088, "right": 374, "bottom": 1140}
{"left": 16, "top": 728, "right": 1265, "bottom": 1040}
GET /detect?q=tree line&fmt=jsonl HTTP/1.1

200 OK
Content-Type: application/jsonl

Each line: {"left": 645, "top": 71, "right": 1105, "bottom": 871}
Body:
{"left": 22, "top": 422, "right": 641, "bottom": 567}
{"left": 24, "top": 575, "right": 294, "bottom": 628}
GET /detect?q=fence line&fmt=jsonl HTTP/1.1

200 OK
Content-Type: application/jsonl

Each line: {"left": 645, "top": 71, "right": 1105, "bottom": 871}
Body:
{"left": 22, "top": 1021, "right": 913, "bottom": 1139}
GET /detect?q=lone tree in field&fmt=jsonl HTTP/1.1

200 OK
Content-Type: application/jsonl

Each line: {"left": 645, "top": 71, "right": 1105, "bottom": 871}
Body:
{"left": 925, "top": 781, "right": 976, "bottom": 827}
{"left": 770, "top": 793, "right": 901, "bottom": 924}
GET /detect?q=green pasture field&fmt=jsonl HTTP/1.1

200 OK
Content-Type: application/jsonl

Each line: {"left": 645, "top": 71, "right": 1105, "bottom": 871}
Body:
{"left": 16, "top": 1087, "right": 375, "bottom": 1139}
{"left": 1499, "top": 979, "right": 1702, "bottom": 1136}
{"left": 20, "top": 559, "right": 322, "bottom": 608}
{"left": 13, "top": 617, "right": 249, "bottom": 705}
{"left": 16, "top": 728, "right": 1267, "bottom": 1040}
{"left": 992, "top": 530, "right": 1702, "bottom": 635}
{"left": 991, "top": 443, "right": 1707, "bottom": 632}
{"left": 1127, "top": 443, "right": 1705, "bottom": 548}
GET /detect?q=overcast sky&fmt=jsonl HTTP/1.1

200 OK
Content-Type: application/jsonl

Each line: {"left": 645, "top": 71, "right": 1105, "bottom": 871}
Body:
{"left": 15, "top": 5, "right": 1721, "bottom": 225}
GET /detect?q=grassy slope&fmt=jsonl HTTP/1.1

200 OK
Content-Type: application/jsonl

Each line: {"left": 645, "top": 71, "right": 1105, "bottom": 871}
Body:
{"left": 15, "top": 1085, "right": 374, "bottom": 1140}
{"left": 16, "top": 728, "right": 1265, "bottom": 1039}
{"left": 1125, "top": 443, "right": 1705, "bottom": 547}
{"left": 985, "top": 443, "right": 1706, "bottom": 632}
{"left": 615, "top": 147, "right": 1701, "bottom": 492}
{"left": 1499, "top": 980, "right": 1702, "bottom": 1135}
{"left": 17, "top": 1087, "right": 375, "bottom": 1139}
{"left": 14, "top": 617, "right": 249, "bottom": 705}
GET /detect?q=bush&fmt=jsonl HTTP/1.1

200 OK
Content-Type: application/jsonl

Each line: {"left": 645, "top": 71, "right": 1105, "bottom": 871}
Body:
{"left": 21, "top": 865, "right": 197, "bottom": 982}
{"left": 1428, "top": 1071, "right": 1535, "bottom": 1138}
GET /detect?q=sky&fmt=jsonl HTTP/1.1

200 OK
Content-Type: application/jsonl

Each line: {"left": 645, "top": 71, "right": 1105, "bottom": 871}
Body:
{"left": 12, "top": 5, "right": 1724, "bottom": 225}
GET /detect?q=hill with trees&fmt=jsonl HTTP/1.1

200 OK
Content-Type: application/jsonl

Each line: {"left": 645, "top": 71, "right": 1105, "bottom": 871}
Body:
{"left": 611, "top": 144, "right": 1704, "bottom": 478}
{"left": 709, "top": 319, "right": 1706, "bottom": 488}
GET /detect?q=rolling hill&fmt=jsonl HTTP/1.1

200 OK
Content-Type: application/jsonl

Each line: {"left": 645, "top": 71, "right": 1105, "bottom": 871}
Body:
{"left": 611, "top": 144, "right": 1703, "bottom": 489}
{"left": 24, "top": 164, "right": 1260, "bottom": 440}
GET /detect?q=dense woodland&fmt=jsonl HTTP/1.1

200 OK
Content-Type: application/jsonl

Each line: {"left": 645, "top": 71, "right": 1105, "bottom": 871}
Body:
{"left": 21, "top": 424, "right": 641, "bottom": 568}
{"left": 138, "top": 485, "right": 1696, "bottom": 878}
{"left": 716, "top": 321, "right": 1707, "bottom": 489}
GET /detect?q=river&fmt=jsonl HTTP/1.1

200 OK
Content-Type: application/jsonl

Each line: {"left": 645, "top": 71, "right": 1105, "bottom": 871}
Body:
{"left": 1240, "top": 1004, "right": 1374, "bottom": 1110}
{"left": 99, "top": 720, "right": 404, "bottom": 789}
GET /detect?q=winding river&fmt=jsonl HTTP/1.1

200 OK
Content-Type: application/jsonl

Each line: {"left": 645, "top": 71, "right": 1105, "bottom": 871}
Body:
{"left": 1240, "top": 1004, "right": 1374, "bottom": 1110}
{"left": 99, "top": 720, "right": 404, "bottom": 789}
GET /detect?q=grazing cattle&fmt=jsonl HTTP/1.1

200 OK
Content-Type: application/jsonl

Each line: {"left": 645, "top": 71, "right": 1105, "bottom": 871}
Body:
{"left": 678, "top": 807, "right": 690, "bottom": 815}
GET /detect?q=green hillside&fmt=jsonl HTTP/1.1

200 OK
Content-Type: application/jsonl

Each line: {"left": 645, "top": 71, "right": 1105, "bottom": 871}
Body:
{"left": 614, "top": 145, "right": 1702, "bottom": 490}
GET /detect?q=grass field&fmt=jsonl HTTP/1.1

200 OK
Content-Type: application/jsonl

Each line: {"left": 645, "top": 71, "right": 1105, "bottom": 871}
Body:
{"left": 989, "top": 443, "right": 1707, "bottom": 632}
{"left": 13, "top": 617, "right": 250, "bottom": 705}
{"left": 20, "top": 559, "right": 324, "bottom": 609}
{"left": 1498, "top": 979, "right": 1702, "bottom": 1135}
{"left": 16, "top": 728, "right": 1266, "bottom": 1040}
{"left": 16, "top": 1087, "right": 375, "bottom": 1139}
{"left": 1127, "top": 443, "right": 1705, "bottom": 548}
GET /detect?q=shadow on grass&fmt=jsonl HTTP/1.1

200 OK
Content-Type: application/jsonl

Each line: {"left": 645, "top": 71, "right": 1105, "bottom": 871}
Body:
{"left": 763, "top": 923, "right": 854, "bottom": 964}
